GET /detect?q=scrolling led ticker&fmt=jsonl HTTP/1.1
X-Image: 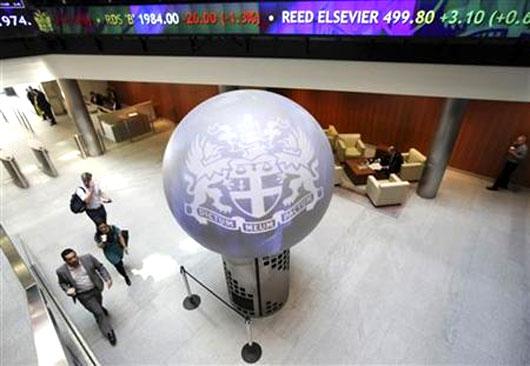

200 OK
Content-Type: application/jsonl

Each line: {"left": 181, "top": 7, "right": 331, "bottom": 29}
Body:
{"left": 1, "top": 1, "right": 529, "bottom": 38}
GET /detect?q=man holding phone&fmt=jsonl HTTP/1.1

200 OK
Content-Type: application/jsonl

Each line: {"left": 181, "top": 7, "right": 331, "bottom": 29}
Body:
{"left": 77, "top": 172, "right": 112, "bottom": 226}
{"left": 56, "top": 249, "right": 117, "bottom": 346}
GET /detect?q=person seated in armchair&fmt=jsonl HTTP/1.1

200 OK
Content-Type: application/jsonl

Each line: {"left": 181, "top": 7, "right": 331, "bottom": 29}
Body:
{"left": 380, "top": 145, "right": 403, "bottom": 178}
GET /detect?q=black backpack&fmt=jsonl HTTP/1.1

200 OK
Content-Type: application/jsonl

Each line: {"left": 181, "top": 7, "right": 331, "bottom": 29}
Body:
{"left": 70, "top": 187, "right": 86, "bottom": 214}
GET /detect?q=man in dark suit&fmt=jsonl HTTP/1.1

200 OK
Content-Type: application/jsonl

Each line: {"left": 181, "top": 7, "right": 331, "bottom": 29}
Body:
{"left": 56, "top": 249, "right": 116, "bottom": 345}
{"left": 32, "top": 89, "right": 57, "bottom": 126}
{"left": 380, "top": 145, "right": 404, "bottom": 178}
{"left": 487, "top": 135, "right": 528, "bottom": 191}
{"left": 26, "top": 87, "right": 39, "bottom": 115}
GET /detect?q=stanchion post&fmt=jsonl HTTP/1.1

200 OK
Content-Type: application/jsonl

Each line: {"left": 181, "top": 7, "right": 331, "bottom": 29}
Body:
{"left": 241, "top": 317, "right": 262, "bottom": 363}
{"left": 180, "top": 266, "right": 201, "bottom": 310}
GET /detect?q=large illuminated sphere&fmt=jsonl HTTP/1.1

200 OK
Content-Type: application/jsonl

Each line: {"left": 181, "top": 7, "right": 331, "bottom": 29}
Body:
{"left": 163, "top": 90, "right": 333, "bottom": 258}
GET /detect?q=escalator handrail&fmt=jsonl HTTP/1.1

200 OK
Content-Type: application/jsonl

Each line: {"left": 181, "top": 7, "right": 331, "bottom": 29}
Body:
{"left": 0, "top": 224, "right": 100, "bottom": 366}
{"left": 29, "top": 258, "right": 101, "bottom": 366}
{"left": 0, "top": 224, "right": 67, "bottom": 366}
{"left": 18, "top": 239, "right": 101, "bottom": 366}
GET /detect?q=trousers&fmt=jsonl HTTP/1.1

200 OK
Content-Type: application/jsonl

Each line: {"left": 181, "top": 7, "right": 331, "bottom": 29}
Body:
{"left": 76, "top": 288, "right": 112, "bottom": 336}
{"left": 86, "top": 205, "right": 107, "bottom": 226}
{"left": 114, "top": 260, "right": 129, "bottom": 280}
{"left": 42, "top": 104, "right": 56, "bottom": 124}
{"left": 493, "top": 161, "right": 519, "bottom": 188}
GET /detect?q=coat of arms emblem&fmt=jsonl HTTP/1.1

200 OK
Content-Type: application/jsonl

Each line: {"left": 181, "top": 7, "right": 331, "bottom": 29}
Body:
{"left": 183, "top": 118, "right": 323, "bottom": 234}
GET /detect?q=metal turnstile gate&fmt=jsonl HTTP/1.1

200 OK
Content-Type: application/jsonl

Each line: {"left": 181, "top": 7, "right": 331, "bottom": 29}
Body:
{"left": 0, "top": 153, "right": 29, "bottom": 188}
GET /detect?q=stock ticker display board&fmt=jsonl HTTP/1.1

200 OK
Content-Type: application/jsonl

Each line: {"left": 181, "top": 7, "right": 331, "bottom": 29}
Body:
{"left": 1, "top": 1, "right": 529, "bottom": 39}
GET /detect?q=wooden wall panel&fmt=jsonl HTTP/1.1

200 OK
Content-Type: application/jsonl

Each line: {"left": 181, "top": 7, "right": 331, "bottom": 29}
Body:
{"left": 279, "top": 89, "right": 530, "bottom": 186}
{"left": 450, "top": 101, "right": 530, "bottom": 186}
{"left": 109, "top": 81, "right": 218, "bottom": 122}
{"left": 276, "top": 88, "right": 444, "bottom": 157}
{"left": 109, "top": 81, "right": 530, "bottom": 186}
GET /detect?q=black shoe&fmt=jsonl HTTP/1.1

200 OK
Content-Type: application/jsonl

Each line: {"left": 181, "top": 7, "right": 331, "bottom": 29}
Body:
{"left": 125, "top": 277, "right": 131, "bottom": 286}
{"left": 486, "top": 186, "right": 498, "bottom": 191}
{"left": 107, "top": 330, "right": 117, "bottom": 346}
{"left": 102, "top": 307, "right": 109, "bottom": 316}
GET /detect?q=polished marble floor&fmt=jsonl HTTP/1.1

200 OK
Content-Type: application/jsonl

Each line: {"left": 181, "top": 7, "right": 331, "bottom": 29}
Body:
{"left": 1, "top": 118, "right": 530, "bottom": 365}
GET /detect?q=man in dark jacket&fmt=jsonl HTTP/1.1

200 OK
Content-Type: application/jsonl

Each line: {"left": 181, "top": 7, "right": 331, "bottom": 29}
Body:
{"left": 380, "top": 145, "right": 404, "bottom": 178}
{"left": 33, "top": 88, "right": 56, "bottom": 125}
{"left": 56, "top": 249, "right": 116, "bottom": 345}
{"left": 488, "top": 135, "right": 528, "bottom": 191}
{"left": 26, "top": 87, "right": 39, "bottom": 115}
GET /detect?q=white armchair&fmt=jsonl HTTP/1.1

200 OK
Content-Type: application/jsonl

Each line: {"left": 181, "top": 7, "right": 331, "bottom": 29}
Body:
{"left": 400, "top": 148, "right": 426, "bottom": 181}
{"left": 335, "top": 133, "right": 366, "bottom": 162}
{"left": 366, "top": 174, "right": 410, "bottom": 207}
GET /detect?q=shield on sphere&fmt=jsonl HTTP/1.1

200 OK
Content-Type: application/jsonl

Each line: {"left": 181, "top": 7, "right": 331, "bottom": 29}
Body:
{"left": 228, "top": 157, "right": 283, "bottom": 219}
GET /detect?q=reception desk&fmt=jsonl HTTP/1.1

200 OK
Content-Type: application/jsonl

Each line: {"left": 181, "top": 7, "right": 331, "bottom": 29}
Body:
{"left": 97, "top": 101, "right": 155, "bottom": 143}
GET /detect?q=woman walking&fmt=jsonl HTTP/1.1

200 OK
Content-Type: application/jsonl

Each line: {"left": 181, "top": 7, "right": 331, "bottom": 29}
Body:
{"left": 95, "top": 223, "right": 131, "bottom": 286}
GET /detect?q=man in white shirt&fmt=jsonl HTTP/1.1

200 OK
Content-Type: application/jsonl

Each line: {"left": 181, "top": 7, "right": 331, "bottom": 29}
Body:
{"left": 78, "top": 172, "right": 111, "bottom": 226}
{"left": 56, "top": 249, "right": 116, "bottom": 345}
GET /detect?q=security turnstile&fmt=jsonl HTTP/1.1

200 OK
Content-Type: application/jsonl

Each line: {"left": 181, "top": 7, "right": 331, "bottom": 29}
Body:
{"left": 0, "top": 153, "right": 29, "bottom": 188}
{"left": 73, "top": 134, "right": 88, "bottom": 159}
{"left": 28, "top": 140, "right": 58, "bottom": 177}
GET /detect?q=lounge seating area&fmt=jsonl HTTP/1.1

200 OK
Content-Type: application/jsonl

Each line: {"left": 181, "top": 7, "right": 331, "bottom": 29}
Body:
{"left": 326, "top": 124, "right": 427, "bottom": 207}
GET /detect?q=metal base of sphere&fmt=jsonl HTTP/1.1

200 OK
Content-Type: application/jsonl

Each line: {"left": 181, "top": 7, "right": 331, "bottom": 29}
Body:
{"left": 183, "top": 294, "right": 201, "bottom": 310}
{"left": 241, "top": 342, "right": 262, "bottom": 363}
{"left": 223, "top": 250, "right": 290, "bottom": 318}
